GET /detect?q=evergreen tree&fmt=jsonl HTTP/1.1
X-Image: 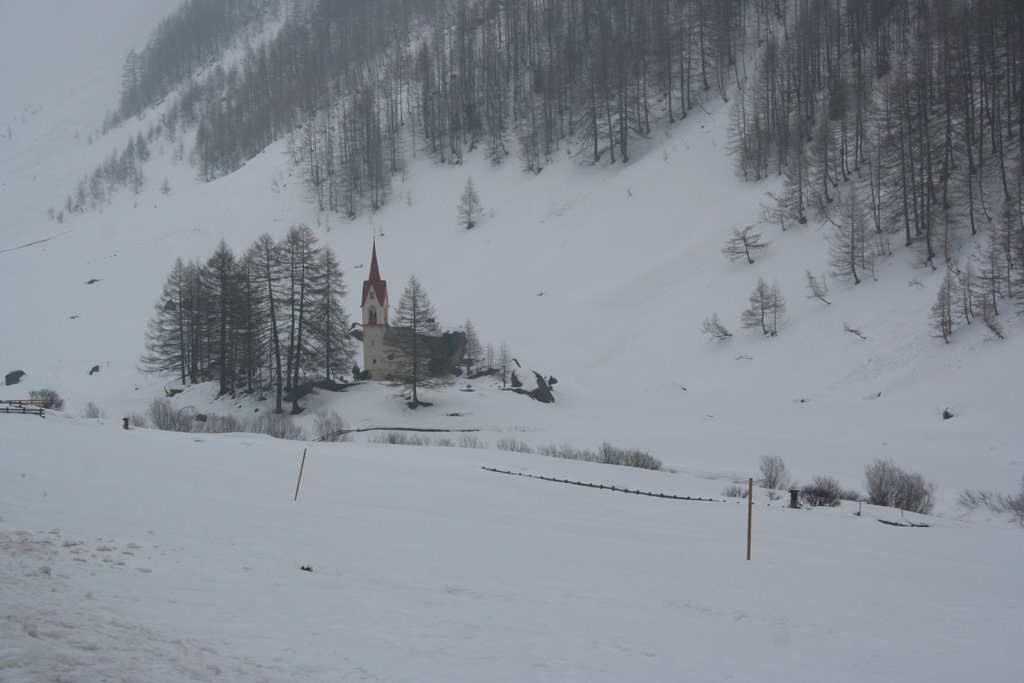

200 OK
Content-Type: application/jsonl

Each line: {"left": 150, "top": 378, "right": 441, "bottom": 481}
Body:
{"left": 141, "top": 258, "right": 192, "bottom": 385}
{"left": 721, "top": 225, "right": 770, "bottom": 264}
{"left": 462, "top": 319, "right": 483, "bottom": 373}
{"left": 204, "top": 240, "right": 241, "bottom": 395}
{"left": 828, "top": 191, "right": 873, "bottom": 285}
{"left": 457, "top": 178, "right": 483, "bottom": 229}
{"left": 497, "top": 342, "right": 512, "bottom": 387}
{"left": 281, "top": 225, "right": 321, "bottom": 413}
{"left": 249, "top": 233, "right": 286, "bottom": 413}
{"left": 391, "top": 275, "right": 446, "bottom": 407}
{"left": 741, "top": 277, "right": 786, "bottom": 336}
{"left": 930, "top": 271, "right": 961, "bottom": 343}
{"left": 308, "top": 246, "right": 353, "bottom": 382}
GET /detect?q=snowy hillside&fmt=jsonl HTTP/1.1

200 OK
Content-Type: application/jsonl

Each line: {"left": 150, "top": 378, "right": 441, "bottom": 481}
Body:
{"left": 1, "top": 1, "right": 1023, "bottom": 681}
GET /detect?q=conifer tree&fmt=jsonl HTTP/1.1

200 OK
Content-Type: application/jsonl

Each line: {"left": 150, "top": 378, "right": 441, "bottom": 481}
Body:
{"left": 308, "top": 246, "right": 353, "bottom": 382}
{"left": 930, "top": 271, "right": 961, "bottom": 343}
{"left": 497, "top": 342, "right": 512, "bottom": 387}
{"left": 741, "top": 277, "right": 786, "bottom": 336}
{"left": 457, "top": 178, "right": 483, "bottom": 229}
{"left": 462, "top": 319, "right": 483, "bottom": 373}
{"left": 141, "top": 258, "right": 192, "bottom": 385}
{"left": 391, "top": 275, "right": 446, "bottom": 407}
{"left": 721, "top": 225, "right": 770, "bottom": 264}
{"left": 828, "top": 191, "right": 873, "bottom": 285}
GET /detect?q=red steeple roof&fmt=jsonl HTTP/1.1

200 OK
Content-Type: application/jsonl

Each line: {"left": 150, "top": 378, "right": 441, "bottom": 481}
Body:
{"left": 361, "top": 241, "right": 388, "bottom": 311}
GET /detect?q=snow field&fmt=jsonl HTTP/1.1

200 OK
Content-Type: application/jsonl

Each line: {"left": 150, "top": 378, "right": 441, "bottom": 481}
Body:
{"left": 2, "top": 417, "right": 1023, "bottom": 682}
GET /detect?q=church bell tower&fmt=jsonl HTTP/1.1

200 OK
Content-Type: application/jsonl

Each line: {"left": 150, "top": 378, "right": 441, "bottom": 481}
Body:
{"left": 361, "top": 241, "right": 390, "bottom": 377}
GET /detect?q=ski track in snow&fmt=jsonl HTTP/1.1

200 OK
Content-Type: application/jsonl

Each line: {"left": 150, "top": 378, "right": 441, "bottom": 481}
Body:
{"left": 0, "top": 528, "right": 281, "bottom": 682}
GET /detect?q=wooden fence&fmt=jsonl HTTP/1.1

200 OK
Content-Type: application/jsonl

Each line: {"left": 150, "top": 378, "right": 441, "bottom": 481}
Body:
{"left": 0, "top": 400, "right": 47, "bottom": 417}
{"left": 481, "top": 467, "right": 719, "bottom": 502}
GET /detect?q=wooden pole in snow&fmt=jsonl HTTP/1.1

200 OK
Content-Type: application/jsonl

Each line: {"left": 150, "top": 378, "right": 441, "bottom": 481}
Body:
{"left": 294, "top": 448, "right": 308, "bottom": 501}
{"left": 746, "top": 477, "right": 753, "bottom": 561}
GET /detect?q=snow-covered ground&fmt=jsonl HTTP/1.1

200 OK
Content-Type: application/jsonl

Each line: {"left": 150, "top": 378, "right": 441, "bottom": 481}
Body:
{"left": 3, "top": 416, "right": 1023, "bottom": 682}
{"left": 2, "top": 1, "right": 1023, "bottom": 680}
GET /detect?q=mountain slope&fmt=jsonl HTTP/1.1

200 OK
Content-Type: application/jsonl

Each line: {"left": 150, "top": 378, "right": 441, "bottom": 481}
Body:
{"left": 1, "top": 2, "right": 1023, "bottom": 680}
{"left": 1, "top": 1, "right": 1022, "bottom": 506}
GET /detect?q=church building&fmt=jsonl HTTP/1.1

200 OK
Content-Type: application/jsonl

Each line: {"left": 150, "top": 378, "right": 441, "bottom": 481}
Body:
{"left": 360, "top": 242, "right": 468, "bottom": 382}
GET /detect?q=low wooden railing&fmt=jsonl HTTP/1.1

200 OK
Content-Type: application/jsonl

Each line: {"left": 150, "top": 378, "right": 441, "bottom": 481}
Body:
{"left": 0, "top": 400, "right": 47, "bottom": 417}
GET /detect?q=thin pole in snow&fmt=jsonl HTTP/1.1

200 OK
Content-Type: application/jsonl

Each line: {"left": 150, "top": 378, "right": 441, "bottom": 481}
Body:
{"left": 294, "top": 448, "right": 308, "bottom": 501}
{"left": 746, "top": 477, "right": 753, "bottom": 561}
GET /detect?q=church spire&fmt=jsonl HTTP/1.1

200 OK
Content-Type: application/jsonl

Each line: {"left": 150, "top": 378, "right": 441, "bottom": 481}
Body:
{"left": 361, "top": 240, "right": 388, "bottom": 327}
{"left": 368, "top": 239, "right": 382, "bottom": 283}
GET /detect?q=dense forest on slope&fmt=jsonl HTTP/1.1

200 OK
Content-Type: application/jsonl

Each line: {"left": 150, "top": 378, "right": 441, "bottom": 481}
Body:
{"left": 68, "top": 0, "right": 1024, "bottom": 341}
{"left": 110, "top": 0, "right": 285, "bottom": 126}
{"left": 86, "top": 0, "right": 750, "bottom": 217}
{"left": 731, "top": 0, "right": 1023, "bottom": 341}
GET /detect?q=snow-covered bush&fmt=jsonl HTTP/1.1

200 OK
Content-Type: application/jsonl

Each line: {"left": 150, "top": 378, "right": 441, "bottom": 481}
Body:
{"left": 196, "top": 414, "right": 244, "bottom": 434}
{"left": 250, "top": 412, "right": 306, "bottom": 440}
{"left": 81, "top": 402, "right": 105, "bottom": 419}
{"left": 864, "top": 459, "right": 935, "bottom": 514}
{"left": 496, "top": 437, "right": 534, "bottom": 453}
{"left": 959, "top": 476, "right": 1024, "bottom": 527}
{"left": 801, "top": 476, "right": 843, "bottom": 507}
{"left": 459, "top": 434, "right": 486, "bottom": 449}
{"left": 758, "top": 454, "right": 790, "bottom": 490}
{"left": 369, "top": 431, "right": 431, "bottom": 446}
{"left": 597, "top": 442, "right": 661, "bottom": 470}
{"left": 29, "top": 388, "right": 64, "bottom": 410}
{"left": 537, "top": 444, "right": 595, "bottom": 461}
{"left": 313, "top": 410, "right": 350, "bottom": 442}
{"left": 148, "top": 398, "right": 194, "bottom": 432}
{"left": 722, "top": 484, "right": 748, "bottom": 498}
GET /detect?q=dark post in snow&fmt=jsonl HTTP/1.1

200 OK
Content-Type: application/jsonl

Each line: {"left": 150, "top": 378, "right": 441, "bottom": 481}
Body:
{"left": 294, "top": 448, "right": 308, "bottom": 501}
{"left": 746, "top": 477, "right": 753, "bottom": 561}
{"left": 789, "top": 489, "right": 801, "bottom": 509}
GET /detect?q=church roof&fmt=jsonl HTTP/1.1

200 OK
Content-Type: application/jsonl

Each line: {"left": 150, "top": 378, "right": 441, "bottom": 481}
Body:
{"left": 361, "top": 242, "right": 388, "bottom": 307}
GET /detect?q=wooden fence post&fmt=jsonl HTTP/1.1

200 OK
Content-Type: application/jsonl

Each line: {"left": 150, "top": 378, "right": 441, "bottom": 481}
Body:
{"left": 294, "top": 448, "right": 308, "bottom": 501}
{"left": 746, "top": 477, "right": 753, "bottom": 561}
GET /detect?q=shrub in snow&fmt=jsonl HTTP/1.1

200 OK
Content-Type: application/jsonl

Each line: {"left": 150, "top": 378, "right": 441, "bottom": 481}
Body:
{"left": 128, "top": 413, "right": 147, "bottom": 428}
{"left": 597, "top": 442, "right": 661, "bottom": 470}
{"left": 701, "top": 313, "right": 732, "bottom": 341}
{"left": 801, "top": 475, "right": 843, "bottom": 507}
{"left": 313, "top": 410, "right": 350, "bottom": 442}
{"left": 496, "top": 437, "right": 534, "bottom": 453}
{"left": 196, "top": 414, "right": 244, "bottom": 434}
{"left": 722, "top": 484, "right": 748, "bottom": 498}
{"left": 538, "top": 443, "right": 597, "bottom": 462}
{"left": 758, "top": 454, "right": 789, "bottom": 490}
{"left": 29, "top": 388, "right": 64, "bottom": 410}
{"left": 148, "top": 398, "right": 194, "bottom": 432}
{"left": 959, "top": 476, "right": 1024, "bottom": 527}
{"left": 81, "top": 401, "right": 105, "bottom": 419}
{"left": 370, "top": 431, "right": 429, "bottom": 446}
{"left": 459, "top": 434, "right": 486, "bottom": 449}
{"left": 864, "top": 459, "right": 935, "bottom": 514}
{"left": 250, "top": 412, "right": 306, "bottom": 440}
